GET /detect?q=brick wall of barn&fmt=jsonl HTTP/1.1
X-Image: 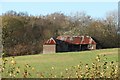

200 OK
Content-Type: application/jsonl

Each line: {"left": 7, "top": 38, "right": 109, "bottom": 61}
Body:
{"left": 43, "top": 45, "right": 56, "bottom": 54}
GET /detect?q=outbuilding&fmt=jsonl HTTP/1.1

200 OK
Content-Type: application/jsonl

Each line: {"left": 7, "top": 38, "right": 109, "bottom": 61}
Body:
{"left": 43, "top": 36, "right": 96, "bottom": 54}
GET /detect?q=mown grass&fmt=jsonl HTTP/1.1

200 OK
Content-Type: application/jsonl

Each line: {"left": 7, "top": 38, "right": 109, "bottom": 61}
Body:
{"left": 1, "top": 48, "right": 118, "bottom": 78}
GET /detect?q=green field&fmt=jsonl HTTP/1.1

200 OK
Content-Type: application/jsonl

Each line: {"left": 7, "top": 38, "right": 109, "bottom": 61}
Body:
{"left": 2, "top": 48, "right": 118, "bottom": 78}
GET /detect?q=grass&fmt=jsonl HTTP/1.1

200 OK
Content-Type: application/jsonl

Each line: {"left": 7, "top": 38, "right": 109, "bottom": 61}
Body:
{"left": 1, "top": 48, "right": 118, "bottom": 78}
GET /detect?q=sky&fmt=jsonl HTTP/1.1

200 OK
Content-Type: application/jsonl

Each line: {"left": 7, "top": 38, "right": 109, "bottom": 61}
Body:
{"left": 0, "top": 0, "right": 119, "bottom": 2}
{"left": 0, "top": 2, "right": 118, "bottom": 18}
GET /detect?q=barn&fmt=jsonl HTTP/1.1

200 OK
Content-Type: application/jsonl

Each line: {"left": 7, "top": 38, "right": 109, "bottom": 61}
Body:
{"left": 43, "top": 36, "right": 96, "bottom": 54}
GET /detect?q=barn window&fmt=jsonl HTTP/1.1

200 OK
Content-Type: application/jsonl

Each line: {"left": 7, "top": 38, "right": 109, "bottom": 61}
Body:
{"left": 88, "top": 44, "right": 93, "bottom": 49}
{"left": 88, "top": 44, "right": 92, "bottom": 48}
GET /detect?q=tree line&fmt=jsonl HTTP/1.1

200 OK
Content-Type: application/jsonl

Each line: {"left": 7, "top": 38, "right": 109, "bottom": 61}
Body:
{"left": 0, "top": 10, "right": 119, "bottom": 56}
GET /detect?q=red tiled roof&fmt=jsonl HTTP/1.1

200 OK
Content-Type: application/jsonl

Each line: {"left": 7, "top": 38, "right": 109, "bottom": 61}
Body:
{"left": 91, "top": 40, "right": 96, "bottom": 44}
{"left": 81, "top": 36, "right": 90, "bottom": 44}
{"left": 44, "top": 38, "right": 56, "bottom": 45}
{"left": 57, "top": 36, "right": 96, "bottom": 45}
{"left": 44, "top": 36, "right": 96, "bottom": 45}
